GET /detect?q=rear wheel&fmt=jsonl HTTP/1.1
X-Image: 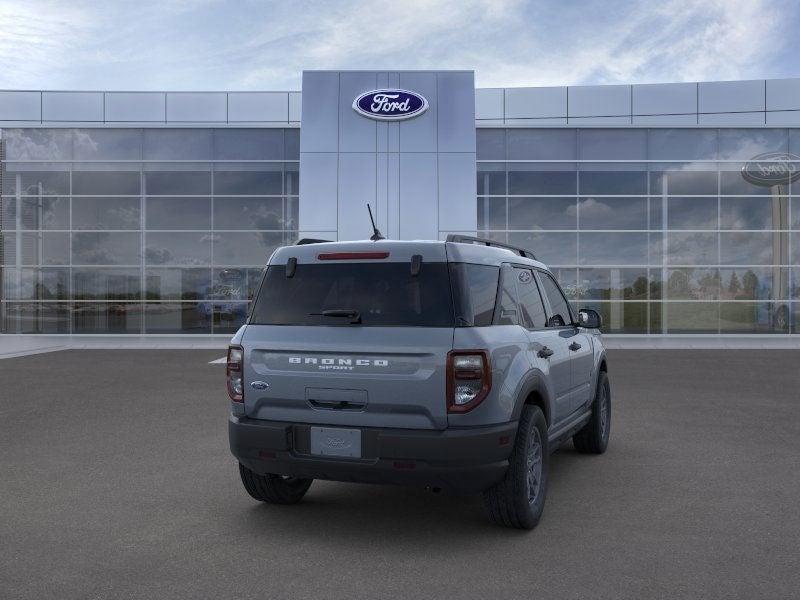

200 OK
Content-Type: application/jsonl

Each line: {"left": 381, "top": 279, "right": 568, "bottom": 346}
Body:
{"left": 573, "top": 371, "right": 611, "bottom": 454}
{"left": 482, "top": 405, "right": 549, "bottom": 530}
{"left": 238, "top": 463, "right": 312, "bottom": 504}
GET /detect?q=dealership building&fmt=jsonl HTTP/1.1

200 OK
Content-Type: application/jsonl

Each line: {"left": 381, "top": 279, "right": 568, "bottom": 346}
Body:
{"left": 1, "top": 71, "right": 799, "bottom": 338}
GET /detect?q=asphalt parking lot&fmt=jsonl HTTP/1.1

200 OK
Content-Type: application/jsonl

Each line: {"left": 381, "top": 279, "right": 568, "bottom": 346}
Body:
{"left": 1, "top": 349, "right": 799, "bottom": 599}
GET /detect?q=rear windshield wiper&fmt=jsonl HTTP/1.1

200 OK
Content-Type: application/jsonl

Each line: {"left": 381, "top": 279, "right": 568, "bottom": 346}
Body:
{"left": 309, "top": 309, "right": 362, "bottom": 324}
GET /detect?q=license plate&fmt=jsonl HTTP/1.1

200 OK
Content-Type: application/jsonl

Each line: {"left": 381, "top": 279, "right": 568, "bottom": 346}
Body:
{"left": 310, "top": 427, "right": 362, "bottom": 458}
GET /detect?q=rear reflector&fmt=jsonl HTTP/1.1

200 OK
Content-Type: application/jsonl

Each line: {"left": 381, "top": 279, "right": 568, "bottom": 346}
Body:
{"left": 318, "top": 252, "right": 390, "bottom": 260}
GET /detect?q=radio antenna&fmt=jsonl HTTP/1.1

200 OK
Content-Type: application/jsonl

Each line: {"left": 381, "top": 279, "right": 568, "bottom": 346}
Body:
{"left": 367, "top": 204, "right": 385, "bottom": 241}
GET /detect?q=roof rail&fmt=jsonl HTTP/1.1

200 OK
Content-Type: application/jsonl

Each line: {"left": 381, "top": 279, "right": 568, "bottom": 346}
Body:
{"left": 445, "top": 234, "right": 536, "bottom": 260}
{"left": 296, "top": 238, "right": 332, "bottom": 245}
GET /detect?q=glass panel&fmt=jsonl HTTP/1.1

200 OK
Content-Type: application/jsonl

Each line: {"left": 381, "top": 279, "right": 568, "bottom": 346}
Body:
{"left": 649, "top": 170, "right": 717, "bottom": 195}
{"left": 792, "top": 268, "right": 800, "bottom": 300}
{"left": 648, "top": 129, "right": 717, "bottom": 161}
{"left": 507, "top": 232, "right": 577, "bottom": 265}
{"left": 19, "top": 196, "right": 70, "bottom": 230}
{"left": 719, "top": 267, "right": 788, "bottom": 301}
{"left": 718, "top": 129, "right": 788, "bottom": 160}
{"left": 285, "top": 129, "right": 300, "bottom": 159}
{"left": 476, "top": 163, "right": 505, "bottom": 195}
{"left": 720, "top": 169, "right": 776, "bottom": 195}
{"left": 20, "top": 232, "right": 70, "bottom": 265}
{"left": 72, "top": 197, "right": 140, "bottom": 230}
{"left": 73, "top": 129, "right": 142, "bottom": 160}
{"left": 213, "top": 197, "right": 284, "bottom": 230}
{"left": 508, "top": 197, "right": 576, "bottom": 230}
{"left": 650, "top": 197, "right": 663, "bottom": 230}
{"left": 666, "top": 268, "right": 720, "bottom": 300}
{"left": 476, "top": 129, "right": 506, "bottom": 160}
{"left": 720, "top": 197, "right": 787, "bottom": 230}
{"left": 720, "top": 232, "right": 781, "bottom": 265}
{"left": 3, "top": 268, "right": 69, "bottom": 300}
{"left": 212, "top": 303, "right": 249, "bottom": 334}
{"left": 144, "top": 302, "right": 212, "bottom": 334}
{"left": 143, "top": 129, "right": 213, "bottom": 160}
{"left": 665, "top": 302, "right": 719, "bottom": 333}
{"left": 579, "top": 171, "right": 647, "bottom": 195}
{"left": 72, "top": 232, "right": 140, "bottom": 265}
{"left": 649, "top": 269, "right": 663, "bottom": 300}
{"left": 72, "top": 171, "right": 140, "bottom": 196}
{"left": 144, "top": 171, "right": 211, "bottom": 195}
{"left": 284, "top": 163, "right": 299, "bottom": 196}
{"left": 1, "top": 302, "right": 70, "bottom": 333}
{"left": 792, "top": 197, "right": 800, "bottom": 229}
{"left": 4, "top": 170, "right": 70, "bottom": 196}
{"left": 719, "top": 302, "right": 787, "bottom": 333}
{"left": 495, "top": 266, "right": 519, "bottom": 326}
{"left": 1, "top": 232, "right": 15, "bottom": 264}
{"left": 145, "top": 232, "right": 212, "bottom": 265}
{"left": 213, "top": 232, "right": 283, "bottom": 265}
{"left": 72, "top": 268, "right": 141, "bottom": 300}
{"left": 508, "top": 168, "right": 576, "bottom": 195}
{"left": 579, "top": 233, "right": 649, "bottom": 265}
{"left": 145, "top": 197, "right": 211, "bottom": 230}
{"left": 145, "top": 268, "right": 212, "bottom": 301}
{"left": 667, "top": 233, "right": 718, "bottom": 265}
{"left": 581, "top": 301, "right": 647, "bottom": 334}
{"left": 578, "top": 129, "right": 647, "bottom": 160}
{"left": 577, "top": 268, "right": 649, "bottom": 300}
{"left": 507, "top": 129, "right": 575, "bottom": 160}
{"left": 3, "top": 129, "right": 73, "bottom": 160}
{"left": 578, "top": 197, "right": 647, "bottom": 230}
{"left": 667, "top": 197, "right": 718, "bottom": 230}
{"left": 477, "top": 197, "right": 506, "bottom": 230}
{"left": 213, "top": 170, "right": 282, "bottom": 195}
{"left": 72, "top": 302, "right": 142, "bottom": 333}
{"left": 214, "top": 129, "right": 284, "bottom": 160}
{"left": 210, "top": 267, "right": 250, "bottom": 301}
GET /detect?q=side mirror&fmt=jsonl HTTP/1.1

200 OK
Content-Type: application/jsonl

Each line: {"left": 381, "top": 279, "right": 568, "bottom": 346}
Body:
{"left": 577, "top": 308, "right": 603, "bottom": 329}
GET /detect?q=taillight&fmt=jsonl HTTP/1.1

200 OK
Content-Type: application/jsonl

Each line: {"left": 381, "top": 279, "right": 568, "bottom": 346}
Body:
{"left": 227, "top": 345, "right": 244, "bottom": 402}
{"left": 447, "top": 350, "right": 491, "bottom": 413}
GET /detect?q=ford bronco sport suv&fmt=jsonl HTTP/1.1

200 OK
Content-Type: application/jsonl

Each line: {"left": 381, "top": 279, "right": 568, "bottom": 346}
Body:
{"left": 228, "top": 235, "right": 610, "bottom": 529}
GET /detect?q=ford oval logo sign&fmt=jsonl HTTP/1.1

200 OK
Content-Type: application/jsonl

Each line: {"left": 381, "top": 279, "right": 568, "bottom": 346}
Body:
{"left": 352, "top": 89, "right": 428, "bottom": 121}
{"left": 741, "top": 152, "right": 800, "bottom": 187}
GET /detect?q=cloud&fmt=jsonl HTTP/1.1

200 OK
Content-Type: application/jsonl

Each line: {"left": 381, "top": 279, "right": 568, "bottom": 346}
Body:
{"left": 0, "top": 0, "right": 794, "bottom": 90}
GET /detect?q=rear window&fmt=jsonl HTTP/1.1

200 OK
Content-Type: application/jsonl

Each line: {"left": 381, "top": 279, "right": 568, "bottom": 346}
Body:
{"left": 250, "top": 262, "right": 454, "bottom": 327}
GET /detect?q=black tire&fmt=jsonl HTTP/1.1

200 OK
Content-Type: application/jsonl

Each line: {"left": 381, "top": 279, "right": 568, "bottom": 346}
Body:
{"left": 573, "top": 371, "right": 611, "bottom": 454}
{"left": 482, "top": 405, "right": 549, "bottom": 530}
{"left": 238, "top": 463, "right": 312, "bottom": 505}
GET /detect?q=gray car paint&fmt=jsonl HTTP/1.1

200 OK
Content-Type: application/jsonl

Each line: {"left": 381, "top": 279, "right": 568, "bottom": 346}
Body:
{"left": 233, "top": 238, "right": 606, "bottom": 440}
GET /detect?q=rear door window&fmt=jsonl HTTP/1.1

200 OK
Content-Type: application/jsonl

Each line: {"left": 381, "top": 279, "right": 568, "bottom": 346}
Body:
{"left": 495, "top": 264, "right": 519, "bottom": 325}
{"left": 538, "top": 272, "right": 573, "bottom": 327}
{"left": 514, "top": 267, "right": 548, "bottom": 329}
{"left": 250, "top": 262, "right": 454, "bottom": 327}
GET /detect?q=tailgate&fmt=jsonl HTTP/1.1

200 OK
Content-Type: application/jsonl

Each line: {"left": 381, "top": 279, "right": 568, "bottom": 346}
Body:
{"left": 242, "top": 325, "right": 453, "bottom": 430}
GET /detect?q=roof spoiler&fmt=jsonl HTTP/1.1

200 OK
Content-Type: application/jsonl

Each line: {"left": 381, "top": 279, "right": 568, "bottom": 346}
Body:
{"left": 446, "top": 234, "right": 536, "bottom": 260}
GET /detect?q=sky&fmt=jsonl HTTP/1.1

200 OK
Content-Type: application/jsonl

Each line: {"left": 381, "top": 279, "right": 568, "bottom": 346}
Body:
{"left": 0, "top": 0, "right": 798, "bottom": 91}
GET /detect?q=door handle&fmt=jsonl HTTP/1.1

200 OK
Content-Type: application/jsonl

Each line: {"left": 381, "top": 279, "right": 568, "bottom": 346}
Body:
{"left": 568, "top": 342, "right": 582, "bottom": 351}
{"left": 537, "top": 346, "right": 554, "bottom": 359}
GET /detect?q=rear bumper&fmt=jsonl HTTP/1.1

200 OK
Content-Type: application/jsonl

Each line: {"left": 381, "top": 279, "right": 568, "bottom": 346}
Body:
{"left": 229, "top": 415, "right": 517, "bottom": 494}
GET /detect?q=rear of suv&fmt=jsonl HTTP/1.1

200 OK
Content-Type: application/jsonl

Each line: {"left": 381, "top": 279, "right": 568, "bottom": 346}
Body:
{"left": 228, "top": 235, "right": 610, "bottom": 529}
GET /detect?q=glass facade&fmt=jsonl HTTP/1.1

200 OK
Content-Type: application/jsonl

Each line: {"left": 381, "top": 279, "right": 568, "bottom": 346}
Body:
{"left": 478, "top": 128, "right": 800, "bottom": 334}
{"left": 2, "top": 125, "right": 798, "bottom": 335}
{"left": 0, "top": 128, "right": 299, "bottom": 334}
